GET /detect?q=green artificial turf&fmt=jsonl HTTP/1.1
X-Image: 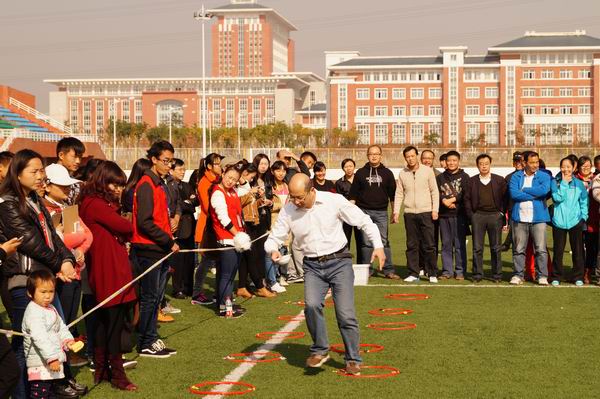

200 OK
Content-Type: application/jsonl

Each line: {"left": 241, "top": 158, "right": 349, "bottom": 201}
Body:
{"left": 2, "top": 220, "right": 600, "bottom": 398}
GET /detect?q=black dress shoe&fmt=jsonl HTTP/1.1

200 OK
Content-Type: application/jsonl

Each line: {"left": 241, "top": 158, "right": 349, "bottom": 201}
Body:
{"left": 67, "top": 378, "right": 88, "bottom": 395}
{"left": 51, "top": 383, "right": 79, "bottom": 398}
{"left": 173, "top": 292, "right": 186, "bottom": 300}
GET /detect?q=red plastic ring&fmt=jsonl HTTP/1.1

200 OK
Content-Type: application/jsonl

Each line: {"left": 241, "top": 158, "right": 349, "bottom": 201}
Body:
{"left": 367, "top": 322, "right": 417, "bottom": 331}
{"left": 189, "top": 381, "right": 256, "bottom": 395}
{"left": 336, "top": 365, "right": 401, "bottom": 379}
{"left": 330, "top": 343, "right": 384, "bottom": 354}
{"left": 255, "top": 331, "right": 306, "bottom": 340}
{"left": 384, "top": 293, "right": 430, "bottom": 301}
{"left": 277, "top": 314, "right": 306, "bottom": 321}
{"left": 224, "top": 351, "right": 284, "bottom": 363}
{"left": 368, "top": 308, "right": 414, "bottom": 316}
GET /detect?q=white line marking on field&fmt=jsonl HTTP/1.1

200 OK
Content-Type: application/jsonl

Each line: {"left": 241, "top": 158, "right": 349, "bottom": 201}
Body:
{"left": 203, "top": 309, "right": 305, "bottom": 398}
{"left": 364, "top": 283, "right": 600, "bottom": 289}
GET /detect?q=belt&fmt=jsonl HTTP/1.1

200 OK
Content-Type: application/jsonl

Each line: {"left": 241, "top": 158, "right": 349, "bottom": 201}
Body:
{"left": 304, "top": 247, "right": 352, "bottom": 263}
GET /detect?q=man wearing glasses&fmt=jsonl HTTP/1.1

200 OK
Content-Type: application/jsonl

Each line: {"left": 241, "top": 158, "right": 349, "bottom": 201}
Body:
{"left": 348, "top": 145, "right": 399, "bottom": 279}
{"left": 131, "top": 140, "right": 180, "bottom": 358}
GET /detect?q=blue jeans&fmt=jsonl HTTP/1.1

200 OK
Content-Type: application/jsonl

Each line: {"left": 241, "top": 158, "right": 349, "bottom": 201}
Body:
{"left": 359, "top": 209, "right": 394, "bottom": 275}
{"left": 265, "top": 246, "right": 288, "bottom": 286}
{"left": 10, "top": 287, "right": 66, "bottom": 399}
{"left": 217, "top": 246, "right": 241, "bottom": 309}
{"left": 192, "top": 253, "right": 217, "bottom": 297}
{"left": 439, "top": 216, "right": 468, "bottom": 277}
{"left": 512, "top": 221, "right": 548, "bottom": 279}
{"left": 135, "top": 254, "right": 169, "bottom": 350}
{"left": 303, "top": 257, "right": 362, "bottom": 363}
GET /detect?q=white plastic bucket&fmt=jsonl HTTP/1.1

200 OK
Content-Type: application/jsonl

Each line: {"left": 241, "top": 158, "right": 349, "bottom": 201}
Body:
{"left": 353, "top": 264, "right": 370, "bottom": 286}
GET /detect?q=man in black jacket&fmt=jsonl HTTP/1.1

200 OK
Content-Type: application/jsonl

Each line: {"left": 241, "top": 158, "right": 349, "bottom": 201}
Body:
{"left": 464, "top": 154, "right": 507, "bottom": 282}
{"left": 349, "top": 145, "right": 399, "bottom": 279}
{"left": 437, "top": 150, "right": 470, "bottom": 280}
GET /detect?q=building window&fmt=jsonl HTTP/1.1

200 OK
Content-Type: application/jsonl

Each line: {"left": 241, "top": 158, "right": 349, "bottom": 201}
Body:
{"left": 577, "top": 124, "right": 592, "bottom": 144}
{"left": 356, "top": 106, "right": 369, "bottom": 117}
{"left": 374, "top": 106, "right": 388, "bottom": 117}
{"left": 559, "top": 70, "right": 573, "bottom": 79}
{"left": 523, "top": 88, "right": 536, "bottom": 97}
{"left": 578, "top": 87, "right": 591, "bottom": 97}
{"left": 578, "top": 105, "right": 591, "bottom": 114}
{"left": 338, "top": 85, "right": 348, "bottom": 130}
{"left": 466, "top": 105, "right": 480, "bottom": 116}
{"left": 122, "top": 101, "right": 130, "bottom": 123}
{"left": 410, "top": 124, "right": 424, "bottom": 144}
{"left": 356, "top": 88, "right": 370, "bottom": 100}
{"left": 392, "top": 124, "right": 406, "bottom": 144}
{"left": 485, "top": 105, "right": 498, "bottom": 115}
{"left": 485, "top": 87, "right": 498, "bottom": 98}
{"left": 157, "top": 100, "right": 184, "bottom": 127}
{"left": 410, "top": 106, "right": 424, "bottom": 116}
{"left": 70, "top": 100, "right": 79, "bottom": 131}
{"left": 212, "top": 99, "right": 222, "bottom": 128}
{"left": 559, "top": 106, "right": 573, "bottom": 115}
{"left": 541, "top": 70, "right": 554, "bottom": 79}
{"left": 428, "top": 105, "right": 442, "bottom": 116}
{"left": 82, "top": 100, "right": 91, "bottom": 134}
{"left": 266, "top": 98, "right": 275, "bottom": 123}
{"left": 485, "top": 123, "right": 499, "bottom": 144}
{"left": 540, "top": 88, "right": 554, "bottom": 97}
{"left": 253, "top": 99, "right": 261, "bottom": 126}
{"left": 523, "top": 106, "right": 535, "bottom": 115}
{"left": 466, "top": 87, "right": 480, "bottom": 99}
{"left": 392, "top": 106, "right": 406, "bottom": 116}
{"left": 374, "top": 124, "right": 388, "bottom": 144}
{"left": 578, "top": 69, "right": 592, "bottom": 79}
{"left": 559, "top": 88, "right": 573, "bottom": 97}
{"left": 410, "top": 88, "right": 424, "bottom": 99}
{"left": 429, "top": 88, "right": 442, "bottom": 99}
{"left": 226, "top": 99, "right": 235, "bottom": 127}
{"left": 541, "top": 106, "right": 555, "bottom": 115}
{"left": 522, "top": 70, "right": 535, "bottom": 79}
{"left": 134, "top": 100, "right": 142, "bottom": 124}
{"left": 357, "top": 124, "right": 370, "bottom": 144}
{"left": 466, "top": 123, "right": 480, "bottom": 141}
{"left": 428, "top": 123, "right": 442, "bottom": 142}
{"left": 95, "top": 101, "right": 104, "bottom": 134}
{"left": 374, "top": 88, "right": 388, "bottom": 100}
{"left": 392, "top": 88, "right": 406, "bottom": 100}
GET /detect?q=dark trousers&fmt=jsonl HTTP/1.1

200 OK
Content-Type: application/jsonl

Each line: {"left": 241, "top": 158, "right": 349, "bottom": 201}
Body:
{"left": 342, "top": 223, "right": 363, "bottom": 262}
{"left": 552, "top": 222, "right": 585, "bottom": 282}
{"left": 56, "top": 279, "right": 82, "bottom": 337}
{"left": 216, "top": 246, "right": 241, "bottom": 308}
{"left": 29, "top": 380, "right": 52, "bottom": 399}
{"left": 238, "top": 224, "right": 266, "bottom": 290}
{"left": 0, "top": 276, "right": 12, "bottom": 320}
{"left": 404, "top": 212, "right": 437, "bottom": 278}
{"left": 95, "top": 304, "right": 130, "bottom": 355}
{"left": 0, "top": 333, "right": 19, "bottom": 399}
{"left": 81, "top": 294, "right": 97, "bottom": 358}
{"left": 583, "top": 231, "right": 598, "bottom": 271}
{"left": 471, "top": 211, "right": 504, "bottom": 280}
{"left": 172, "top": 236, "right": 196, "bottom": 296}
{"left": 419, "top": 220, "right": 439, "bottom": 272}
{"left": 135, "top": 254, "right": 169, "bottom": 350}
{"left": 440, "top": 216, "right": 468, "bottom": 277}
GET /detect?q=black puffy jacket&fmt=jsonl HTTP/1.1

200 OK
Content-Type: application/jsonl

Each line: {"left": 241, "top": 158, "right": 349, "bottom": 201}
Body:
{"left": 0, "top": 192, "right": 74, "bottom": 280}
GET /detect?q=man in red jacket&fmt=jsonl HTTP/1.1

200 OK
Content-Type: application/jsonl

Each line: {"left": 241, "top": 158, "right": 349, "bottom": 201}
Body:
{"left": 132, "top": 141, "right": 180, "bottom": 359}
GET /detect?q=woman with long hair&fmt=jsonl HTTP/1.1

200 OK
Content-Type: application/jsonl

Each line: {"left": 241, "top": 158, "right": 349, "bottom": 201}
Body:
{"left": 191, "top": 153, "right": 224, "bottom": 305}
{"left": 576, "top": 156, "right": 598, "bottom": 284}
{"left": 79, "top": 161, "right": 138, "bottom": 390}
{"left": 122, "top": 158, "right": 152, "bottom": 216}
{"left": 0, "top": 149, "right": 85, "bottom": 399}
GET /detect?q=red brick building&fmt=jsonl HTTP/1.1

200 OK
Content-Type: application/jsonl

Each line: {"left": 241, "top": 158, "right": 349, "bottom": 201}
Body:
{"left": 327, "top": 31, "right": 600, "bottom": 146}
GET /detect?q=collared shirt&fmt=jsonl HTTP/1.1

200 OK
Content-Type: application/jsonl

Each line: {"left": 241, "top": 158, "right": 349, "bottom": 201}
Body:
{"left": 264, "top": 191, "right": 383, "bottom": 258}
{"left": 479, "top": 175, "right": 491, "bottom": 185}
{"left": 519, "top": 172, "right": 535, "bottom": 223}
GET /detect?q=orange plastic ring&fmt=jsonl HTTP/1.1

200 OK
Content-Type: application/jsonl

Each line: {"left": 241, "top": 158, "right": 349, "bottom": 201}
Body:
{"left": 384, "top": 293, "right": 430, "bottom": 301}
{"left": 368, "top": 308, "right": 414, "bottom": 316}
{"left": 224, "top": 351, "right": 284, "bottom": 363}
{"left": 189, "top": 381, "right": 256, "bottom": 395}
{"left": 277, "top": 314, "right": 306, "bottom": 321}
{"left": 336, "top": 365, "right": 401, "bottom": 379}
{"left": 255, "top": 331, "right": 305, "bottom": 340}
{"left": 330, "top": 343, "right": 384, "bottom": 354}
{"left": 367, "top": 322, "right": 417, "bottom": 331}
{"left": 288, "top": 300, "right": 334, "bottom": 307}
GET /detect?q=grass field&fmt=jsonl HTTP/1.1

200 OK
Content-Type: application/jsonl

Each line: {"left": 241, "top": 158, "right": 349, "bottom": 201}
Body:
{"left": 2, "top": 219, "right": 600, "bottom": 398}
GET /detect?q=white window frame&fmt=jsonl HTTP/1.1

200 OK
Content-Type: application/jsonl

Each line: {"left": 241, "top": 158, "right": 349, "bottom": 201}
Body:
{"left": 374, "top": 106, "right": 388, "bottom": 117}
{"left": 374, "top": 124, "right": 388, "bottom": 144}
{"left": 356, "top": 88, "right": 370, "bottom": 100}
{"left": 374, "top": 88, "right": 388, "bottom": 100}
{"left": 428, "top": 105, "right": 442, "bottom": 116}
{"left": 466, "top": 87, "right": 480, "bottom": 99}
{"left": 428, "top": 88, "right": 442, "bottom": 99}
{"left": 392, "top": 106, "right": 406, "bottom": 116}
{"left": 410, "top": 106, "right": 424, "bottom": 116}
{"left": 410, "top": 88, "right": 424, "bottom": 99}
{"left": 356, "top": 106, "right": 370, "bottom": 117}
{"left": 392, "top": 88, "right": 406, "bottom": 100}
{"left": 466, "top": 105, "right": 480, "bottom": 116}
{"left": 485, "top": 87, "right": 498, "bottom": 98}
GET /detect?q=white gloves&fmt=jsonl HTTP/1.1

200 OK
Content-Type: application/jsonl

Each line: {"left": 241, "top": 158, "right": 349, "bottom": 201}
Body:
{"left": 233, "top": 232, "right": 251, "bottom": 252}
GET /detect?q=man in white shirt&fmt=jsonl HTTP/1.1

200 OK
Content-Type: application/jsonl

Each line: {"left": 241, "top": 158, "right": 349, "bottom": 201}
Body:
{"left": 265, "top": 174, "right": 385, "bottom": 376}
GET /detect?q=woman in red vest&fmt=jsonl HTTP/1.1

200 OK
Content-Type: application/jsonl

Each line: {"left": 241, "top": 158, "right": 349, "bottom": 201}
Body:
{"left": 210, "top": 163, "right": 246, "bottom": 318}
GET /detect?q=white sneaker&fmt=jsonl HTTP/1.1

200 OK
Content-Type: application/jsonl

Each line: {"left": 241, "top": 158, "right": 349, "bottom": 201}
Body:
{"left": 279, "top": 276, "right": 289, "bottom": 287}
{"left": 429, "top": 276, "right": 438, "bottom": 284}
{"left": 270, "top": 283, "right": 287, "bottom": 293}
{"left": 419, "top": 269, "right": 425, "bottom": 277}
{"left": 538, "top": 277, "right": 549, "bottom": 286}
{"left": 509, "top": 276, "right": 523, "bottom": 285}
{"left": 404, "top": 275, "right": 419, "bottom": 283}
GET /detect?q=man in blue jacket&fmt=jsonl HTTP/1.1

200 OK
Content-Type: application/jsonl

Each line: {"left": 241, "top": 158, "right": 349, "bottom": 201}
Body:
{"left": 508, "top": 151, "right": 551, "bottom": 285}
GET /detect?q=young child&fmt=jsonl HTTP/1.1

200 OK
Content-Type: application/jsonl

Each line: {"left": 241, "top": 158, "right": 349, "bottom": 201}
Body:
{"left": 22, "top": 270, "right": 82, "bottom": 398}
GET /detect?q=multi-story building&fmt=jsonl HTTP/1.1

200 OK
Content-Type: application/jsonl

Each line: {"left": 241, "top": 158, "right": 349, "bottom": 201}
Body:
{"left": 327, "top": 31, "right": 600, "bottom": 146}
{"left": 45, "top": 0, "right": 324, "bottom": 137}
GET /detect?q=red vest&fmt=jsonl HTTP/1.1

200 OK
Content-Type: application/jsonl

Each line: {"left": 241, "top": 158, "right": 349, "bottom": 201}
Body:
{"left": 132, "top": 174, "right": 172, "bottom": 245}
{"left": 210, "top": 185, "right": 244, "bottom": 241}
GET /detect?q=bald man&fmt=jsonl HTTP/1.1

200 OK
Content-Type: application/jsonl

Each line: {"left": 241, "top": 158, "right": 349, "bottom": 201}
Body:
{"left": 265, "top": 174, "right": 385, "bottom": 376}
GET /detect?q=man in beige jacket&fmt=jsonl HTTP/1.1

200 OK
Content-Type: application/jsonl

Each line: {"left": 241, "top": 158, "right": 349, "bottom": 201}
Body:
{"left": 392, "top": 146, "right": 440, "bottom": 283}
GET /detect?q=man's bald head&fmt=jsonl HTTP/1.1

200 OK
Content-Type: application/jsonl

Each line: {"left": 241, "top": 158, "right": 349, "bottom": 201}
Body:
{"left": 289, "top": 173, "right": 315, "bottom": 208}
